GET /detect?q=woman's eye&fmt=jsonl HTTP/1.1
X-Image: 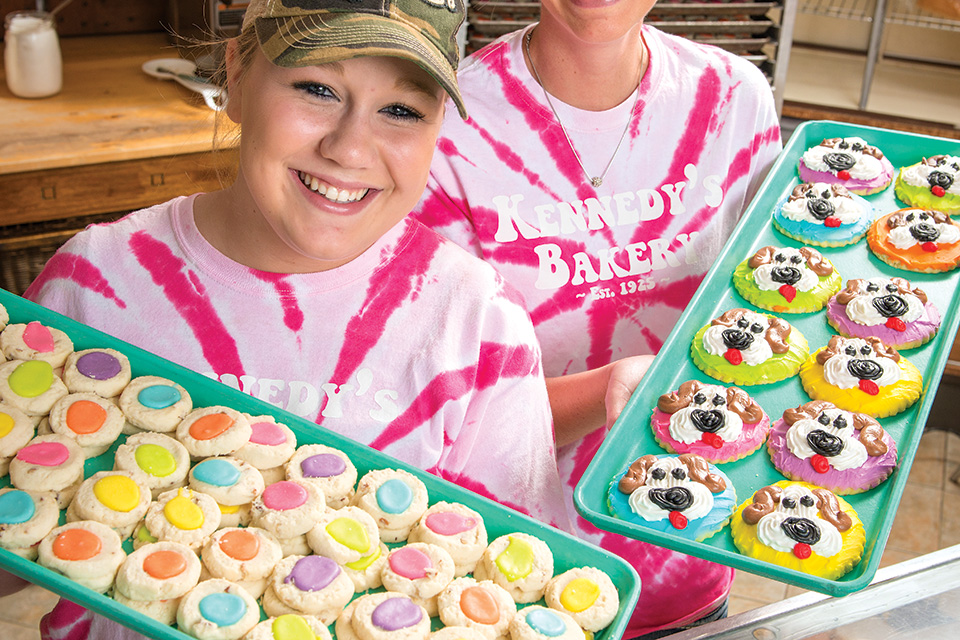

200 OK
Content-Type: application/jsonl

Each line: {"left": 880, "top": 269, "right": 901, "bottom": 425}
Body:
{"left": 380, "top": 103, "right": 425, "bottom": 122}
{"left": 294, "top": 81, "right": 336, "bottom": 99}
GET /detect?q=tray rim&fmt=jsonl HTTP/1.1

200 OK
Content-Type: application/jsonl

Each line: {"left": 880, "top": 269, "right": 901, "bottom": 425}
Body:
{"left": 574, "top": 119, "right": 960, "bottom": 597}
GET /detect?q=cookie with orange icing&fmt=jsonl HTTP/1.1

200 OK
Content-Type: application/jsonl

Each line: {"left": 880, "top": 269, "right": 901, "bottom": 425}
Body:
{"left": 114, "top": 541, "right": 202, "bottom": 625}
{"left": 37, "top": 520, "right": 127, "bottom": 593}
{"left": 201, "top": 526, "right": 282, "bottom": 600}
{"left": 799, "top": 335, "right": 922, "bottom": 418}
{"left": 651, "top": 380, "right": 770, "bottom": 463}
{"left": 176, "top": 405, "right": 252, "bottom": 459}
{"left": 731, "top": 481, "right": 865, "bottom": 580}
{"left": 47, "top": 392, "right": 125, "bottom": 458}
{"left": 867, "top": 208, "right": 960, "bottom": 272}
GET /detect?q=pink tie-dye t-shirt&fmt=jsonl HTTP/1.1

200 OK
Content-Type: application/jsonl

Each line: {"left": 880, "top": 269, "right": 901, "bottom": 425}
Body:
{"left": 27, "top": 194, "right": 571, "bottom": 639}
{"left": 414, "top": 24, "right": 782, "bottom": 636}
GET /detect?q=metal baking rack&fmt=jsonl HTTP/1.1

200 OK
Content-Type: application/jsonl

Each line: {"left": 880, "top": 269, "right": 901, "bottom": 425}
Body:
{"left": 799, "top": 0, "right": 960, "bottom": 109}
{"left": 465, "top": 0, "right": 798, "bottom": 115}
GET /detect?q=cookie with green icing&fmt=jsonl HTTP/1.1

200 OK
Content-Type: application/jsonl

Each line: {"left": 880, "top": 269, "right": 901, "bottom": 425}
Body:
{"left": 690, "top": 308, "right": 809, "bottom": 385}
{"left": 895, "top": 155, "right": 960, "bottom": 215}
{"left": 733, "top": 246, "right": 841, "bottom": 313}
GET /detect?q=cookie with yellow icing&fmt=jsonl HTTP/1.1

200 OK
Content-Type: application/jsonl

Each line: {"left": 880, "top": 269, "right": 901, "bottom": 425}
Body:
{"left": 690, "top": 308, "right": 809, "bottom": 385}
{"left": 867, "top": 208, "right": 960, "bottom": 272}
{"left": 245, "top": 615, "right": 334, "bottom": 640}
{"left": 68, "top": 470, "right": 153, "bottom": 539}
{"left": 0, "top": 359, "right": 69, "bottom": 419}
{"left": 544, "top": 567, "right": 619, "bottom": 633}
{"left": 473, "top": 532, "right": 554, "bottom": 604}
{"left": 733, "top": 246, "right": 841, "bottom": 313}
{"left": 799, "top": 335, "right": 922, "bottom": 418}
{"left": 0, "top": 402, "right": 36, "bottom": 476}
{"left": 607, "top": 454, "right": 736, "bottom": 542}
{"left": 142, "top": 487, "right": 221, "bottom": 552}
{"left": 731, "top": 481, "right": 866, "bottom": 580}
{"left": 895, "top": 155, "right": 960, "bottom": 215}
{"left": 768, "top": 400, "right": 898, "bottom": 494}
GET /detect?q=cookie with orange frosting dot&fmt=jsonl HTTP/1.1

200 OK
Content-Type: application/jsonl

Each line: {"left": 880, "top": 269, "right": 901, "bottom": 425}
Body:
{"left": 0, "top": 359, "right": 69, "bottom": 419}
{"left": 47, "top": 392, "right": 125, "bottom": 459}
{"left": 114, "top": 540, "right": 202, "bottom": 625}
{"left": 61, "top": 347, "right": 132, "bottom": 398}
{"left": 0, "top": 321, "right": 74, "bottom": 368}
{"left": 67, "top": 470, "right": 153, "bottom": 539}
{"left": 544, "top": 567, "right": 619, "bottom": 633}
{"left": 436, "top": 577, "right": 517, "bottom": 639}
{"left": 0, "top": 487, "right": 60, "bottom": 560}
{"left": 867, "top": 208, "right": 960, "bottom": 272}
{"left": 473, "top": 532, "right": 554, "bottom": 604}
{"left": 200, "top": 526, "right": 282, "bottom": 600}
{"left": 176, "top": 405, "right": 252, "bottom": 459}
{"left": 9, "top": 434, "right": 84, "bottom": 508}
{"left": 119, "top": 375, "right": 192, "bottom": 434}
{"left": 113, "top": 431, "right": 190, "bottom": 499}
{"left": 37, "top": 520, "right": 126, "bottom": 593}
{"left": 262, "top": 554, "right": 356, "bottom": 624}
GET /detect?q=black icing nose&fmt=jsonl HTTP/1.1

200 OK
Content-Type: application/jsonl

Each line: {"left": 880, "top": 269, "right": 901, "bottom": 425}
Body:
{"left": 691, "top": 409, "right": 725, "bottom": 433}
{"left": 910, "top": 222, "right": 941, "bottom": 243}
{"left": 771, "top": 266, "right": 802, "bottom": 286}
{"left": 780, "top": 517, "right": 822, "bottom": 545}
{"left": 846, "top": 359, "right": 883, "bottom": 381}
{"left": 873, "top": 294, "right": 908, "bottom": 318}
{"left": 806, "top": 198, "right": 836, "bottom": 220}
{"left": 721, "top": 329, "right": 754, "bottom": 350}
{"left": 648, "top": 487, "right": 693, "bottom": 512}
{"left": 928, "top": 170, "right": 954, "bottom": 190}
{"left": 806, "top": 430, "right": 845, "bottom": 457}
{"left": 824, "top": 152, "right": 856, "bottom": 172}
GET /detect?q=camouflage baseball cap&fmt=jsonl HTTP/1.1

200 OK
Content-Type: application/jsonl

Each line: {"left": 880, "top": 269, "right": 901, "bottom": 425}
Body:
{"left": 248, "top": 0, "right": 467, "bottom": 119}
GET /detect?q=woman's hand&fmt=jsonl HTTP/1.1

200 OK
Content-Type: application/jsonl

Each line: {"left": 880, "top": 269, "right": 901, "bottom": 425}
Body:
{"left": 604, "top": 354, "right": 654, "bottom": 429}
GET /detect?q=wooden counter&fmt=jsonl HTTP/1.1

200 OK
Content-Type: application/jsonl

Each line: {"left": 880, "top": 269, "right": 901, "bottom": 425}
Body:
{"left": 0, "top": 32, "right": 236, "bottom": 226}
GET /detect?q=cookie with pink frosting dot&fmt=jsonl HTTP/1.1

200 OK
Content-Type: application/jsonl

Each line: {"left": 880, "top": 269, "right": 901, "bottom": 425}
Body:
{"left": 0, "top": 321, "right": 74, "bottom": 368}
{"left": 408, "top": 501, "right": 488, "bottom": 576}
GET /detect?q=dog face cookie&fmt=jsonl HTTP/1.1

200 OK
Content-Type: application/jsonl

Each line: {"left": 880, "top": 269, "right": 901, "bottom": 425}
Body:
{"left": 768, "top": 400, "right": 898, "bottom": 494}
{"left": 799, "top": 335, "right": 922, "bottom": 418}
{"left": 827, "top": 277, "right": 940, "bottom": 348}
{"left": 691, "top": 308, "right": 809, "bottom": 385}
{"left": 799, "top": 137, "right": 894, "bottom": 195}
{"left": 868, "top": 208, "right": 960, "bottom": 272}
{"left": 774, "top": 184, "right": 874, "bottom": 246}
{"left": 731, "top": 481, "right": 865, "bottom": 580}
{"left": 733, "top": 246, "right": 841, "bottom": 312}
{"left": 895, "top": 154, "right": 960, "bottom": 214}
{"left": 609, "top": 454, "right": 736, "bottom": 541}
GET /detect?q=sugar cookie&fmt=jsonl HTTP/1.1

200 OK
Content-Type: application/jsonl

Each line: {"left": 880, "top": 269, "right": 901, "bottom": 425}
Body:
{"left": 509, "top": 605, "right": 583, "bottom": 640}
{"left": 233, "top": 415, "right": 297, "bottom": 475}
{"left": 143, "top": 487, "right": 221, "bottom": 551}
{"left": 47, "top": 392, "right": 125, "bottom": 459}
{"left": 62, "top": 348, "right": 132, "bottom": 398}
{"left": 250, "top": 478, "right": 326, "bottom": 539}
{"left": 0, "top": 402, "right": 36, "bottom": 474}
{"left": 437, "top": 577, "right": 517, "bottom": 639}
{"left": 349, "top": 591, "right": 431, "bottom": 640}
{"left": 0, "top": 321, "right": 73, "bottom": 368}
{"left": 119, "top": 375, "right": 192, "bottom": 434}
{"left": 473, "top": 532, "right": 554, "bottom": 604}
{"left": 201, "top": 527, "right": 282, "bottom": 600}
{"left": 115, "top": 540, "right": 202, "bottom": 622}
{"left": 68, "top": 470, "right": 153, "bottom": 539}
{"left": 0, "top": 359, "right": 69, "bottom": 418}
{"left": 0, "top": 487, "right": 60, "bottom": 560}
{"left": 176, "top": 578, "right": 261, "bottom": 640}
{"left": 37, "top": 520, "right": 126, "bottom": 593}
{"left": 176, "top": 406, "right": 251, "bottom": 459}
{"left": 285, "top": 443, "right": 357, "bottom": 509}
{"left": 245, "top": 615, "right": 334, "bottom": 640}
{"left": 544, "top": 567, "right": 619, "bottom": 633}
{"left": 340, "top": 540, "right": 389, "bottom": 592}
{"left": 381, "top": 542, "right": 456, "bottom": 617}
{"left": 9, "top": 434, "right": 84, "bottom": 508}
{"left": 408, "top": 501, "right": 488, "bottom": 577}
{"left": 306, "top": 505, "right": 381, "bottom": 565}
{"left": 352, "top": 468, "right": 429, "bottom": 543}
{"left": 113, "top": 431, "right": 190, "bottom": 498}
{"left": 264, "top": 554, "right": 355, "bottom": 624}
{"left": 188, "top": 456, "right": 264, "bottom": 506}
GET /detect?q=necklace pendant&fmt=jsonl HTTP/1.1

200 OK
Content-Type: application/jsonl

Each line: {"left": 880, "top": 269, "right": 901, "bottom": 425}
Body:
{"left": 590, "top": 177, "right": 603, "bottom": 188}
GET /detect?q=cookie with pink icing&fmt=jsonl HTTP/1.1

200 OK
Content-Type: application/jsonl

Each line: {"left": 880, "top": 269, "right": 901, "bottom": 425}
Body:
{"left": 767, "top": 400, "right": 898, "bottom": 494}
{"left": 651, "top": 380, "right": 770, "bottom": 463}
{"left": 0, "top": 321, "right": 74, "bottom": 368}
{"left": 9, "top": 434, "right": 84, "bottom": 508}
{"left": 798, "top": 136, "right": 894, "bottom": 195}
{"left": 250, "top": 478, "right": 327, "bottom": 540}
{"left": 408, "top": 501, "right": 488, "bottom": 576}
{"left": 826, "top": 277, "right": 940, "bottom": 349}
{"left": 380, "top": 542, "right": 456, "bottom": 617}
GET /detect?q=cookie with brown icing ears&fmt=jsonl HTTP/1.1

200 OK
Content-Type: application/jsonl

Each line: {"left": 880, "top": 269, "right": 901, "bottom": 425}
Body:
{"left": 867, "top": 208, "right": 960, "bottom": 273}
{"left": 798, "top": 136, "right": 894, "bottom": 195}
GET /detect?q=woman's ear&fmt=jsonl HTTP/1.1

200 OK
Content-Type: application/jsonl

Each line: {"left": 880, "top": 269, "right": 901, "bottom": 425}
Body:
{"left": 224, "top": 38, "right": 243, "bottom": 124}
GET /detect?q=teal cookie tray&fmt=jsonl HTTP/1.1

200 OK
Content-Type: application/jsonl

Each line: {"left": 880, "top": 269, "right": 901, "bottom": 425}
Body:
{"left": 0, "top": 288, "right": 639, "bottom": 640}
{"left": 574, "top": 120, "right": 960, "bottom": 597}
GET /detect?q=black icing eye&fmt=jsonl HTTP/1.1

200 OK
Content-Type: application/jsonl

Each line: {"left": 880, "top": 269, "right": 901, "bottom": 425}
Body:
{"left": 652, "top": 468, "right": 666, "bottom": 481}
{"left": 818, "top": 414, "right": 831, "bottom": 426}
{"left": 851, "top": 141, "right": 863, "bottom": 152}
{"left": 906, "top": 213, "right": 916, "bottom": 222}
{"left": 885, "top": 283, "right": 898, "bottom": 293}
{"left": 821, "top": 189, "right": 832, "bottom": 199}
{"left": 951, "top": 163, "right": 959, "bottom": 171}
{"left": 860, "top": 345, "right": 873, "bottom": 356}
{"left": 838, "top": 140, "right": 849, "bottom": 150}
{"left": 775, "top": 254, "right": 786, "bottom": 263}
{"left": 800, "top": 495, "right": 815, "bottom": 507}
{"left": 782, "top": 497, "right": 797, "bottom": 509}
{"left": 750, "top": 323, "right": 764, "bottom": 333}
{"left": 919, "top": 213, "right": 931, "bottom": 222}
{"left": 672, "top": 468, "right": 686, "bottom": 481}
{"left": 790, "top": 255, "right": 802, "bottom": 264}
{"left": 712, "top": 394, "right": 725, "bottom": 407}
{"left": 693, "top": 393, "right": 706, "bottom": 405}
{"left": 834, "top": 415, "right": 847, "bottom": 429}
{"left": 737, "top": 318, "right": 749, "bottom": 329}
{"left": 867, "top": 282, "right": 880, "bottom": 292}
{"left": 845, "top": 346, "right": 857, "bottom": 356}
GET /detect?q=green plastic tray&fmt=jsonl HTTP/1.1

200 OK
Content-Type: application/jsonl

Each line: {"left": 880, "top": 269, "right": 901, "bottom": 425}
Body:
{"left": 574, "top": 120, "right": 960, "bottom": 597}
{"left": 0, "top": 289, "right": 639, "bottom": 640}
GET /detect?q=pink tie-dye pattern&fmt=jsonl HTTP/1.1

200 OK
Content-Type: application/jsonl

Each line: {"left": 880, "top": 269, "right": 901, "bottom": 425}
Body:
{"left": 40, "top": 600, "right": 92, "bottom": 640}
{"left": 129, "top": 231, "right": 245, "bottom": 376}
{"left": 23, "top": 253, "right": 126, "bottom": 309}
{"left": 250, "top": 270, "right": 305, "bottom": 333}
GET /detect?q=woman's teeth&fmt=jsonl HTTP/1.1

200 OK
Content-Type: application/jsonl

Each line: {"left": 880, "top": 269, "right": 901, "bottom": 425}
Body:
{"left": 298, "top": 171, "right": 368, "bottom": 203}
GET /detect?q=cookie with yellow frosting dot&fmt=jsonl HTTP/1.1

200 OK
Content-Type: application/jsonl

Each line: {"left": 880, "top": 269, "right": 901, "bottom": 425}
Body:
{"left": 472, "top": 532, "right": 554, "bottom": 604}
{"left": 731, "top": 481, "right": 865, "bottom": 580}
{"left": 733, "top": 246, "right": 841, "bottom": 313}
{"left": 67, "top": 470, "right": 152, "bottom": 539}
{"left": 799, "top": 335, "right": 922, "bottom": 418}
{"left": 143, "top": 487, "right": 221, "bottom": 552}
{"left": 544, "top": 567, "right": 619, "bottom": 633}
{"left": 690, "top": 308, "right": 808, "bottom": 386}
{"left": 245, "top": 615, "right": 334, "bottom": 640}
{"left": 306, "top": 505, "right": 381, "bottom": 566}
{"left": 0, "top": 402, "right": 36, "bottom": 476}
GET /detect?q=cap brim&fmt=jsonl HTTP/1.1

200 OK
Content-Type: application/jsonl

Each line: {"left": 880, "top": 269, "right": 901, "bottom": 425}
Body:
{"left": 255, "top": 13, "right": 467, "bottom": 120}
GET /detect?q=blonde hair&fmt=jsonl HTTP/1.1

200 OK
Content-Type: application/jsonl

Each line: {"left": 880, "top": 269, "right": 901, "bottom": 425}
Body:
{"left": 210, "top": 24, "right": 260, "bottom": 182}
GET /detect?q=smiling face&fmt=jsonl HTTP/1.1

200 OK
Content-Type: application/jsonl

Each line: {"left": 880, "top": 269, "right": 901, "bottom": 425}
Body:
{"left": 215, "top": 44, "right": 446, "bottom": 273}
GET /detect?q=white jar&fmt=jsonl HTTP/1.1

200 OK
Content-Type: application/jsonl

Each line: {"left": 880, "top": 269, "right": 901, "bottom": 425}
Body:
{"left": 4, "top": 10, "right": 63, "bottom": 98}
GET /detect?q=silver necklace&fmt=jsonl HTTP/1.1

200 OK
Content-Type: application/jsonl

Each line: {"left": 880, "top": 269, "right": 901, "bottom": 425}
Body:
{"left": 525, "top": 28, "right": 643, "bottom": 188}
